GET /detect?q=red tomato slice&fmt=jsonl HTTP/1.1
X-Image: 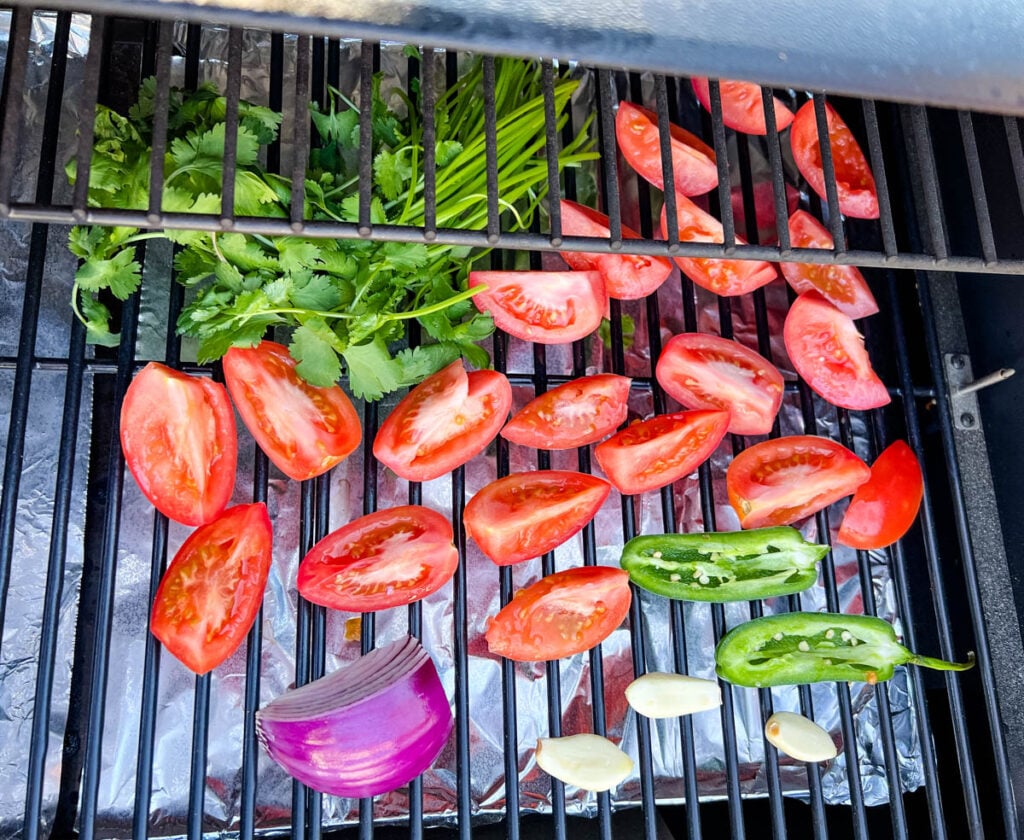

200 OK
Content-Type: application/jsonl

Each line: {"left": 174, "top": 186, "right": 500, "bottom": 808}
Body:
{"left": 727, "top": 435, "right": 871, "bottom": 529}
{"left": 780, "top": 210, "right": 879, "bottom": 319}
{"left": 120, "top": 362, "right": 237, "bottom": 526}
{"left": 594, "top": 409, "right": 729, "bottom": 495}
{"left": 837, "top": 441, "right": 924, "bottom": 549}
{"left": 485, "top": 566, "right": 632, "bottom": 661}
{"left": 790, "top": 101, "right": 879, "bottom": 220}
{"left": 655, "top": 333, "right": 784, "bottom": 436}
{"left": 151, "top": 503, "right": 273, "bottom": 674}
{"left": 374, "top": 360, "right": 512, "bottom": 482}
{"left": 783, "top": 291, "right": 890, "bottom": 410}
{"left": 223, "top": 341, "right": 361, "bottom": 482}
{"left": 659, "top": 195, "right": 778, "bottom": 296}
{"left": 615, "top": 101, "right": 718, "bottom": 196}
{"left": 558, "top": 200, "right": 673, "bottom": 300}
{"left": 501, "top": 374, "right": 631, "bottom": 450}
{"left": 690, "top": 78, "right": 795, "bottom": 136}
{"left": 469, "top": 270, "right": 606, "bottom": 344}
{"left": 298, "top": 505, "right": 458, "bottom": 612}
{"left": 464, "top": 471, "right": 611, "bottom": 566}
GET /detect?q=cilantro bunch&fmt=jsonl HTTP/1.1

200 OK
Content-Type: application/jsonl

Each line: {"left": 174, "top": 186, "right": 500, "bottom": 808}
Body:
{"left": 66, "top": 54, "right": 596, "bottom": 400}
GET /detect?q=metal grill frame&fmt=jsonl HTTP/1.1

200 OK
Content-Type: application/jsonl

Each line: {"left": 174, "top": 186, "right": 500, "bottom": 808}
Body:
{"left": 1, "top": 9, "right": 1022, "bottom": 840}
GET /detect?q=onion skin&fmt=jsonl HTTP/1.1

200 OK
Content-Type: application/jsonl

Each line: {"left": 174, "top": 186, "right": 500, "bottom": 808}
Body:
{"left": 256, "top": 638, "right": 453, "bottom": 798}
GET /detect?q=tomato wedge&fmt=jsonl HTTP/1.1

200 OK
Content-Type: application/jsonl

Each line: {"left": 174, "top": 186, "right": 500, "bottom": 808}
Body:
{"left": 655, "top": 333, "right": 784, "bottom": 436}
{"left": 780, "top": 210, "right": 879, "bottom": 319}
{"left": 783, "top": 291, "right": 890, "bottom": 410}
{"left": 837, "top": 441, "right": 924, "bottom": 549}
{"left": 374, "top": 360, "right": 512, "bottom": 482}
{"left": 558, "top": 200, "right": 673, "bottom": 300}
{"left": 690, "top": 78, "right": 795, "bottom": 136}
{"left": 790, "top": 101, "right": 879, "bottom": 220}
{"left": 485, "top": 566, "right": 632, "bottom": 661}
{"left": 501, "top": 374, "right": 631, "bottom": 450}
{"left": 469, "top": 270, "right": 606, "bottom": 344}
{"left": 615, "top": 101, "right": 718, "bottom": 196}
{"left": 120, "top": 362, "right": 237, "bottom": 526}
{"left": 298, "top": 505, "right": 458, "bottom": 612}
{"left": 464, "top": 471, "right": 611, "bottom": 566}
{"left": 660, "top": 195, "right": 777, "bottom": 296}
{"left": 727, "top": 435, "right": 871, "bottom": 529}
{"left": 151, "top": 503, "right": 273, "bottom": 674}
{"left": 594, "top": 409, "right": 729, "bottom": 495}
{"left": 223, "top": 341, "right": 361, "bottom": 482}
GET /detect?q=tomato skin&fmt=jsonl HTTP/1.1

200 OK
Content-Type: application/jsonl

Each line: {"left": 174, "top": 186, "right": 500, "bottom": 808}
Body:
{"left": 558, "top": 200, "right": 673, "bottom": 300}
{"left": 659, "top": 195, "right": 777, "bottom": 296}
{"left": 120, "top": 362, "right": 237, "bottom": 526}
{"left": 223, "top": 341, "right": 361, "bottom": 482}
{"left": 501, "top": 374, "right": 632, "bottom": 450}
{"left": 373, "top": 360, "right": 512, "bottom": 482}
{"left": 783, "top": 291, "right": 890, "bottom": 410}
{"left": 298, "top": 506, "right": 458, "bottom": 612}
{"left": 594, "top": 409, "right": 730, "bottom": 496}
{"left": 485, "top": 566, "right": 632, "bottom": 661}
{"left": 151, "top": 503, "right": 273, "bottom": 674}
{"left": 690, "top": 78, "right": 795, "bottom": 136}
{"left": 780, "top": 210, "right": 879, "bottom": 319}
{"left": 464, "top": 471, "right": 611, "bottom": 566}
{"left": 656, "top": 333, "right": 784, "bottom": 436}
{"left": 727, "top": 435, "right": 871, "bottom": 529}
{"left": 790, "top": 101, "right": 879, "bottom": 220}
{"left": 615, "top": 101, "right": 718, "bottom": 196}
{"left": 469, "top": 270, "right": 606, "bottom": 344}
{"left": 837, "top": 441, "right": 924, "bottom": 549}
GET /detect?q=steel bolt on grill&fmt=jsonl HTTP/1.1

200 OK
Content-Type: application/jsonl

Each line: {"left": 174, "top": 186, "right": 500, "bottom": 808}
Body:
{"left": 0, "top": 7, "right": 1022, "bottom": 840}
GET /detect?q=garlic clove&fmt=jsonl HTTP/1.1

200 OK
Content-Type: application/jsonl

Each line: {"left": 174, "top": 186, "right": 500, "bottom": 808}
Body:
{"left": 535, "top": 734, "right": 633, "bottom": 791}
{"left": 625, "top": 672, "right": 722, "bottom": 719}
{"left": 764, "top": 711, "right": 838, "bottom": 763}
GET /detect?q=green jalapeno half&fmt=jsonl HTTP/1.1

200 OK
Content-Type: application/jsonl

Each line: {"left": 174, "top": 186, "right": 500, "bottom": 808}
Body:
{"left": 714, "top": 612, "right": 975, "bottom": 688}
{"left": 620, "top": 527, "right": 828, "bottom": 603}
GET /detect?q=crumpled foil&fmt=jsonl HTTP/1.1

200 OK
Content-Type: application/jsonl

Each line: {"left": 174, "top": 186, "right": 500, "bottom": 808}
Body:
{"left": 0, "top": 12, "right": 922, "bottom": 838}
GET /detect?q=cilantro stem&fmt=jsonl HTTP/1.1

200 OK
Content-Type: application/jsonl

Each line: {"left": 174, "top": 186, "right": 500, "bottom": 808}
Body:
{"left": 382, "top": 284, "right": 485, "bottom": 322}
{"left": 122, "top": 232, "right": 170, "bottom": 246}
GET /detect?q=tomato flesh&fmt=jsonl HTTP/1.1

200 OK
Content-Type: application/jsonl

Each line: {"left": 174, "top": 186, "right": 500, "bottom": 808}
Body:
{"left": 501, "top": 374, "right": 631, "bottom": 450}
{"left": 373, "top": 360, "right": 512, "bottom": 481}
{"left": 791, "top": 101, "right": 879, "bottom": 220}
{"left": 594, "top": 409, "right": 730, "bottom": 496}
{"left": 485, "top": 566, "right": 632, "bottom": 661}
{"left": 660, "top": 195, "right": 777, "bottom": 296}
{"left": 690, "top": 78, "right": 795, "bottom": 136}
{"left": 558, "top": 200, "right": 673, "bottom": 300}
{"left": 780, "top": 210, "right": 879, "bottom": 319}
{"left": 223, "top": 341, "right": 361, "bottom": 481}
{"left": 464, "top": 471, "right": 611, "bottom": 566}
{"left": 298, "top": 505, "right": 458, "bottom": 612}
{"left": 151, "top": 503, "right": 273, "bottom": 674}
{"left": 615, "top": 101, "right": 718, "bottom": 196}
{"left": 469, "top": 270, "right": 606, "bottom": 344}
{"left": 837, "top": 441, "right": 924, "bottom": 549}
{"left": 727, "top": 435, "right": 871, "bottom": 529}
{"left": 783, "top": 291, "right": 890, "bottom": 410}
{"left": 656, "top": 333, "right": 784, "bottom": 436}
{"left": 120, "top": 362, "right": 237, "bottom": 526}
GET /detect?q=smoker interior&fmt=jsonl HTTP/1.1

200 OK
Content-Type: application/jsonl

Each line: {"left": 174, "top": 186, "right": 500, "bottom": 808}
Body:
{"left": 1, "top": 9, "right": 1022, "bottom": 840}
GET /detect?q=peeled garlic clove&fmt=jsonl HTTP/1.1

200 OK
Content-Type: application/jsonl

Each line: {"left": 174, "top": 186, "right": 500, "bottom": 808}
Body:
{"left": 765, "top": 711, "right": 838, "bottom": 763}
{"left": 625, "top": 672, "right": 722, "bottom": 719}
{"left": 535, "top": 734, "right": 633, "bottom": 792}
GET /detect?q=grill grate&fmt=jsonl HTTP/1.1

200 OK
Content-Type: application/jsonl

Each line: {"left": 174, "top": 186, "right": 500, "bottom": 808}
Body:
{"left": 0, "top": 9, "right": 1021, "bottom": 840}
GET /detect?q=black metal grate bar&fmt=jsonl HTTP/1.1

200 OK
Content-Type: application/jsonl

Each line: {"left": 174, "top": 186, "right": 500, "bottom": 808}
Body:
{"left": 218, "top": 27, "right": 244, "bottom": 223}
{"left": 761, "top": 85, "right": 793, "bottom": 253}
{"left": 145, "top": 22, "right": 173, "bottom": 221}
{"left": 811, "top": 93, "right": 847, "bottom": 248}
{"left": 706, "top": 79, "right": 736, "bottom": 250}
{"left": 541, "top": 60, "right": 562, "bottom": 246}
{"left": 482, "top": 55, "right": 500, "bottom": 244}
{"left": 358, "top": 401, "right": 379, "bottom": 840}
{"left": 860, "top": 99, "right": 899, "bottom": 257}
{"left": 355, "top": 40, "right": 374, "bottom": 236}
{"left": 956, "top": 110, "right": 998, "bottom": 264}
{"left": 0, "top": 4, "right": 31, "bottom": 212}
{"left": 906, "top": 105, "right": 950, "bottom": 262}
{"left": 290, "top": 35, "right": 311, "bottom": 231}
{"left": 421, "top": 48, "right": 438, "bottom": 239}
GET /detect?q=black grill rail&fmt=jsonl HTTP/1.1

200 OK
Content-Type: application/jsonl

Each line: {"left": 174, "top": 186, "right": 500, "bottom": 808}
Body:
{"left": 0, "top": 8, "right": 1020, "bottom": 840}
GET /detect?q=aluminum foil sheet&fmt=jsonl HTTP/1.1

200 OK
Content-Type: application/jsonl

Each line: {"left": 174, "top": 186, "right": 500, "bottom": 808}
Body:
{"left": 0, "top": 12, "right": 922, "bottom": 838}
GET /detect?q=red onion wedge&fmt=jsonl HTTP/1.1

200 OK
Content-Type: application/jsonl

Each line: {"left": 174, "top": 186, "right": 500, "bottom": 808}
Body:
{"left": 256, "top": 636, "right": 453, "bottom": 798}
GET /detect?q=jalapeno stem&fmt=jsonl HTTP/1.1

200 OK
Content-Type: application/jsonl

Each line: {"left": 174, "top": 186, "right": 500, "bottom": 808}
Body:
{"left": 908, "top": 651, "right": 976, "bottom": 672}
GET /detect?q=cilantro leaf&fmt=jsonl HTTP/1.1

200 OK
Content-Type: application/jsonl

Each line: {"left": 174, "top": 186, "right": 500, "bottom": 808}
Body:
{"left": 76, "top": 292, "right": 121, "bottom": 347}
{"left": 435, "top": 140, "right": 463, "bottom": 168}
{"left": 342, "top": 336, "right": 403, "bottom": 402}
{"left": 290, "top": 318, "right": 344, "bottom": 386}
{"left": 74, "top": 249, "right": 142, "bottom": 300}
{"left": 289, "top": 272, "right": 345, "bottom": 311}
{"left": 393, "top": 343, "right": 462, "bottom": 383}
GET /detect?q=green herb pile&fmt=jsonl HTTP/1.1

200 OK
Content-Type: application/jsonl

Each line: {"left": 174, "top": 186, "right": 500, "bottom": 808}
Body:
{"left": 66, "top": 53, "right": 596, "bottom": 400}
